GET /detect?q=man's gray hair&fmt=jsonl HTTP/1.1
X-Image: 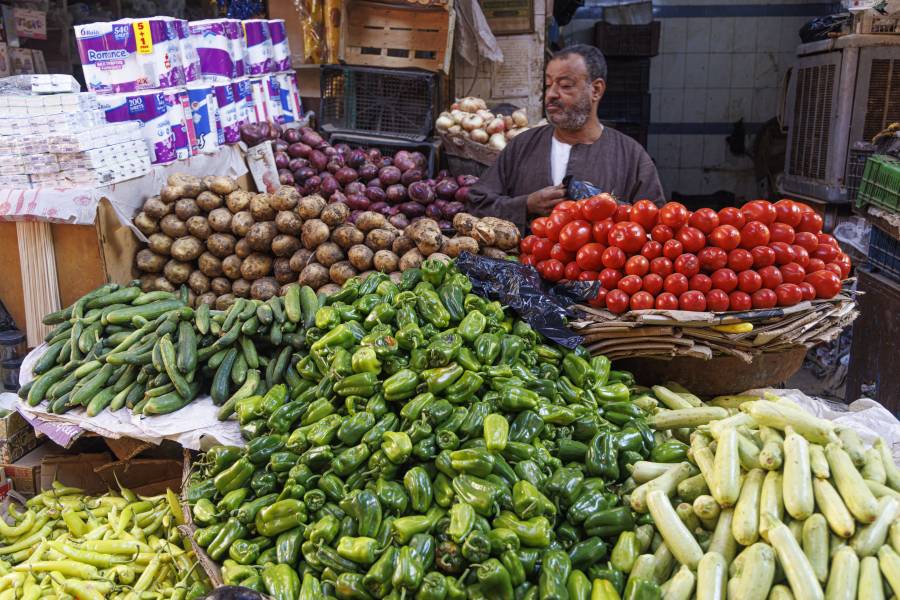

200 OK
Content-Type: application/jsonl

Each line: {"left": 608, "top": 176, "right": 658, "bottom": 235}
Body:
{"left": 551, "top": 44, "right": 608, "bottom": 82}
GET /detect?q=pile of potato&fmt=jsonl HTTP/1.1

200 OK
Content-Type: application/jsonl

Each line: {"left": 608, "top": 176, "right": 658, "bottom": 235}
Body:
{"left": 132, "top": 174, "right": 520, "bottom": 307}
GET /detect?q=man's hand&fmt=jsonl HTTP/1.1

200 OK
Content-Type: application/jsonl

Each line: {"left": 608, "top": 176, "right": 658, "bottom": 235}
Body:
{"left": 526, "top": 185, "right": 567, "bottom": 216}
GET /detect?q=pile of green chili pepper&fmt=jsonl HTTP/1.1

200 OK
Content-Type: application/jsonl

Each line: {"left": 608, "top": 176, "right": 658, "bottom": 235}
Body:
{"left": 185, "top": 258, "right": 662, "bottom": 600}
{"left": 0, "top": 482, "right": 211, "bottom": 600}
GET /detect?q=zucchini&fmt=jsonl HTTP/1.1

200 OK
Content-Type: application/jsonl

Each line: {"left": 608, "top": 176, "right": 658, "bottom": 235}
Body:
{"left": 230, "top": 353, "right": 248, "bottom": 386}
{"left": 630, "top": 462, "right": 676, "bottom": 484}
{"left": 630, "top": 462, "right": 696, "bottom": 513}
{"left": 768, "top": 585, "right": 794, "bottom": 600}
{"left": 837, "top": 427, "right": 866, "bottom": 467}
{"left": 300, "top": 285, "right": 318, "bottom": 329}
{"left": 649, "top": 407, "right": 729, "bottom": 430}
{"left": 712, "top": 427, "right": 741, "bottom": 507}
{"left": 811, "top": 478, "right": 854, "bottom": 539}
{"left": 676, "top": 502, "right": 700, "bottom": 532}
{"left": 646, "top": 490, "right": 703, "bottom": 570}
{"left": 86, "top": 286, "right": 141, "bottom": 309}
{"left": 759, "top": 471, "right": 784, "bottom": 543}
{"left": 823, "top": 546, "right": 858, "bottom": 600}
{"left": 109, "top": 383, "right": 135, "bottom": 412}
{"left": 709, "top": 412, "right": 755, "bottom": 439}
{"left": 877, "top": 545, "right": 900, "bottom": 597}
{"left": 737, "top": 432, "right": 763, "bottom": 471}
{"left": 216, "top": 369, "right": 261, "bottom": 421}
{"left": 268, "top": 296, "right": 285, "bottom": 325}
{"left": 783, "top": 426, "right": 814, "bottom": 520}
{"left": 73, "top": 360, "right": 103, "bottom": 379}
{"left": 626, "top": 555, "right": 657, "bottom": 589}
{"left": 692, "top": 496, "right": 720, "bottom": 526}
{"left": 809, "top": 444, "right": 830, "bottom": 479}
{"left": 32, "top": 341, "right": 65, "bottom": 375}
{"left": 195, "top": 302, "right": 210, "bottom": 335}
{"left": 255, "top": 303, "right": 273, "bottom": 325}
{"left": 211, "top": 348, "right": 239, "bottom": 405}
{"left": 86, "top": 387, "right": 117, "bottom": 417}
{"left": 743, "top": 401, "right": 837, "bottom": 445}
{"left": 849, "top": 496, "right": 899, "bottom": 557}
{"left": 874, "top": 438, "right": 900, "bottom": 492}
{"left": 696, "top": 552, "right": 727, "bottom": 600}
{"left": 857, "top": 556, "right": 884, "bottom": 600}
{"left": 892, "top": 520, "right": 900, "bottom": 553}
{"left": 132, "top": 291, "right": 176, "bottom": 305}
{"left": 661, "top": 565, "right": 694, "bottom": 600}
{"left": 652, "top": 541, "right": 675, "bottom": 583}
{"left": 652, "top": 386, "right": 694, "bottom": 410}
{"left": 42, "top": 306, "right": 73, "bottom": 325}
{"left": 158, "top": 334, "right": 191, "bottom": 400}
{"left": 866, "top": 479, "right": 900, "bottom": 501}
{"left": 801, "top": 514, "right": 828, "bottom": 584}
{"left": 239, "top": 336, "right": 259, "bottom": 369}
{"left": 861, "top": 448, "right": 886, "bottom": 485}
{"left": 677, "top": 474, "right": 710, "bottom": 504}
{"left": 708, "top": 508, "right": 737, "bottom": 565}
{"left": 732, "top": 468, "right": 764, "bottom": 546}
{"left": 825, "top": 443, "right": 879, "bottom": 524}
{"left": 732, "top": 543, "right": 775, "bottom": 600}
{"left": 70, "top": 364, "right": 116, "bottom": 407}
{"left": 764, "top": 514, "right": 824, "bottom": 600}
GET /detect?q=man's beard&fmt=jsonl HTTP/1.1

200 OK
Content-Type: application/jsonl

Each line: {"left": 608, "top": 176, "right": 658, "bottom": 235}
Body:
{"left": 546, "top": 94, "right": 592, "bottom": 130}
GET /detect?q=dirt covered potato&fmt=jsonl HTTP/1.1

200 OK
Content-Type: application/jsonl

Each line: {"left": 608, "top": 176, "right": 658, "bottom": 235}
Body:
{"left": 301, "top": 219, "right": 330, "bottom": 250}
{"left": 392, "top": 235, "right": 415, "bottom": 256}
{"left": 160, "top": 215, "right": 187, "bottom": 238}
{"left": 148, "top": 233, "right": 173, "bottom": 256}
{"left": 479, "top": 217, "right": 520, "bottom": 250}
{"left": 198, "top": 252, "right": 223, "bottom": 277}
{"left": 206, "top": 176, "right": 238, "bottom": 196}
{"left": 143, "top": 197, "right": 172, "bottom": 219}
{"left": 163, "top": 259, "right": 192, "bottom": 284}
{"left": 250, "top": 193, "right": 276, "bottom": 221}
{"left": 247, "top": 222, "right": 278, "bottom": 252}
{"left": 297, "top": 194, "right": 326, "bottom": 220}
{"left": 139, "top": 274, "right": 156, "bottom": 291}
{"left": 271, "top": 186, "right": 300, "bottom": 211}
{"left": 348, "top": 245, "right": 374, "bottom": 271}
{"left": 299, "top": 263, "right": 330, "bottom": 289}
{"left": 136, "top": 249, "right": 166, "bottom": 273}
{"left": 234, "top": 238, "right": 251, "bottom": 259}
{"left": 373, "top": 250, "right": 399, "bottom": 273}
{"left": 241, "top": 253, "right": 273, "bottom": 280}
{"left": 272, "top": 234, "right": 301, "bottom": 257}
{"left": 133, "top": 212, "right": 159, "bottom": 236}
{"left": 210, "top": 277, "right": 231, "bottom": 295}
{"left": 186, "top": 216, "right": 212, "bottom": 240}
{"left": 222, "top": 255, "right": 243, "bottom": 280}
{"left": 366, "top": 228, "right": 397, "bottom": 251}
{"left": 232, "top": 279, "right": 251, "bottom": 298}
{"left": 321, "top": 202, "right": 349, "bottom": 227}
{"left": 166, "top": 174, "right": 204, "bottom": 198}
{"left": 481, "top": 246, "right": 509, "bottom": 260}
{"left": 196, "top": 292, "right": 217, "bottom": 306}
{"left": 231, "top": 211, "right": 254, "bottom": 237}
{"left": 207, "top": 233, "right": 237, "bottom": 258}
{"left": 188, "top": 271, "right": 210, "bottom": 294}
{"left": 174, "top": 198, "right": 200, "bottom": 221}
{"left": 318, "top": 283, "right": 341, "bottom": 295}
{"left": 452, "top": 213, "right": 479, "bottom": 237}
{"left": 275, "top": 210, "right": 303, "bottom": 235}
{"left": 273, "top": 258, "right": 295, "bottom": 284}
{"left": 399, "top": 248, "right": 424, "bottom": 271}
{"left": 170, "top": 236, "right": 204, "bottom": 262}
{"left": 196, "top": 191, "right": 223, "bottom": 212}
{"left": 153, "top": 277, "right": 176, "bottom": 292}
{"left": 289, "top": 248, "right": 313, "bottom": 272}
{"left": 226, "top": 190, "right": 253, "bottom": 213}
{"left": 329, "top": 261, "right": 357, "bottom": 285}
{"left": 215, "top": 294, "right": 236, "bottom": 310}
{"left": 442, "top": 235, "right": 479, "bottom": 258}
{"left": 251, "top": 277, "right": 280, "bottom": 300}
{"left": 208, "top": 208, "right": 233, "bottom": 233}
{"left": 332, "top": 225, "right": 365, "bottom": 250}
{"left": 314, "top": 242, "right": 344, "bottom": 267}
{"left": 406, "top": 218, "right": 442, "bottom": 255}
{"left": 356, "top": 211, "right": 388, "bottom": 232}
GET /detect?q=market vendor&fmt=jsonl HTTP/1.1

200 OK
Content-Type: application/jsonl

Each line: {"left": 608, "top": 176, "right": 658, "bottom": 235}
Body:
{"left": 468, "top": 44, "right": 664, "bottom": 230}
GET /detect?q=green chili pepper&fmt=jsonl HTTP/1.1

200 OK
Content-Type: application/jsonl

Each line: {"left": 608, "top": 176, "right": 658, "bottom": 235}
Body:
{"left": 449, "top": 448, "right": 494, "bottom": 477}
{"left": 539, "top": 550, "right": 572, "bottom": 600}
{"left": 375, "top": 479, "right": 409, "bottom": 516}
{"left": 474, "top": 333, "right": 501, "bottom": 365}
{"left": 477, "top": 558, "right": 514, "bottom": 597}
{"left": 403, "top": 466, "right": 433, "bottom": 513}
{"left": 262, "top": 563, "right": 301, "bottom": 600}
{"left": 461, "top": 530, "right": 492, "bottom": 563}
{"left": 392, "top": 545, "right": 425, "bottom": 591}
{"left": 214, "top": 457, "right": 254, "bottom": 495}
{"left": 584, "top": 506, "right": 635, "bottom": 539}
{"left": 447, "top": 502, "right": 476, "bottom": 543}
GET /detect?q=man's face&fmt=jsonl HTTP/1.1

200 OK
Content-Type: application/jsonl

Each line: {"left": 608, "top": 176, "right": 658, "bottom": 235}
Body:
{"left": 544, "top": 55, "right": 604, "bottom": 131}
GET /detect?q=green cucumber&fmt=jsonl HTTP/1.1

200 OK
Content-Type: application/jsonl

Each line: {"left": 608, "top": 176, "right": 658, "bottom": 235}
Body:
{"left": 211, "top": 349, "right": 239, "bottom": 405}
{"left": 33, "top": 341, "right": 65, "bottom": 375}
{"left": 105, "top": 300, "right": 184, "bottom": 325}
{"left": 176, "top": 320, "right": 198, "bottom": 374}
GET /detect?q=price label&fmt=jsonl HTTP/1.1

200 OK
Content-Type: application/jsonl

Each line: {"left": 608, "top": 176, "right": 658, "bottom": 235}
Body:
{"left": 132, "top": 20, "right": 153, "bottom": 54}
{"left": 13, "top": 8, "right": 46, "bottom": 40}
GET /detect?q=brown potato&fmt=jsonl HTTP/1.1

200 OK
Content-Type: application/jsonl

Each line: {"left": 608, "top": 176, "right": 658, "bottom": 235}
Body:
{"left": 355, "top": 211, "right": 388, "bottom": 232}
{"left": 271, "top": 186, "right": 301, "bottom": 211}
{"left": 272, "top": 234, "right": 301, "bottom": 257}
{"left": 471, "top": 221, "right": 496, "bottom": 247}
{"left": 373, "top": 250, "right": 399, "bottom": 273}
{"left": 163, "top": 259, "right": 192, "bottom": 284}
{"left": 406, "top": 218, "right": 442, "bottom": 255}
{"left": 248, "top": 221, "right": 278, "bottom": 252}
{"left": 365, "top": 228, "right": 397, "bottom": 251}
{"left": 153, "top": 276, "right": 176, "bottom": 292}
{"left": 331, "top": 224, "right": 364, "bottom": 250}
{"left": 160, "top": 214, "right": 187, "bottom": 238}
{"left": 275, "top": 210, "right": 303, "bottom": 235}
{"left": 315, "top": 242, "right": 345, "bottom": 267}
{"left": 148, "top": 233, "right": 173, "bottom": 255}
{"left": 251, "top": 277, "right": 280, "bottom": 300}
{"left": 298, "top": 263, "right": 330, "bottom": 289}
{"left": 222, "top": 255, "right": 243, "bottom": 280}
{"left": 174, "top": 198, "right": 200, "bottom": 221}
{"left": 232, "top": 278, "right": 251, "bottom": 298}
{"left": 273, "top": 258, "right": 296, "bottom": 284}
{"left": 215, "top": 294, "right": 237, "bottom": 310}
{"left": 207, "top": 176, "right": 238, "bottom": 196}
{"left": 329, "top": 261, "right": 357, "bottom": 285}
{"left": 196, "top": 292, "right": 217, "bottom": 306}
{"left": 188, "top": 270, "right": 210, "bottom": 294}
{"left": 301, "top": 219, "right": 330, "bottom": 250}
{"left": 480, "top": 217, "right": 520, "bottom": 250}
{"left": 241, "top": 253, "right": 273, "bottom": 280}
{"left": 321, "top": 202, "right": 350, "bottom": 227}
{"left": 231, "top": 211, "right": 254, "bottom": 237}
{"left": 317, "top": 283, "right": 341, "bottom": 295}
{"left": 159, "top": 185, "right": 182, "bottom": 203}
{"left": 399, "top": 248, "right": 425, "bottom": 271}
{"left": 210, "top": 277, "right": 231, "bottom": 295}
{"left": 166, "top": 174, "right": 203, "bottom": 197}
{"left": 234, "top": 238, "right": 252, "bottom": 259}
{"left": 186, "top": 216, "right": 212, "bottom": 240}
{"left": 133, "top": 211, "right": 159, "bottom": 236}
{"left": 452, "top": 213, "right": 479, "bottom": 237}
{"left": 226, "top": 190, "right": 253, "bottom": 213}
{"left": 135, "top": 249, "right": 166, "bottom": 273}
{"left": 139, "top": 274, "right": 156, "bottom": 291}
{"left": 198, "top": 252, "right": 223, "bottom": 277}
{"left": 207, "top": 233, "right": 237, "bottom": 258}
{"left": 296, "top": 194, "right": 326, "bottom": 220}
{"left": 480, "top": 246, "right": 508, "bottom": 260}
{"left": 442, "top": 235, "right": 480, "bottom": 258}
{"left": 208, "top": 208, "right": 233, "bottom": 233}
{"left": 347, "top": 244, "right": 374, "bottom": 271}
{"left": 289, "top": 248, "right": 313, "bottom": 272}
{"left": 143, "top": 197, "right": 172, "bottom": 219}
{"left": 170, "top": 236, "right": 204, "bottom": 262}
{"left": 250, "top": 193, "right": 276, "bottom": 221}
{"left": 196, "top": 190, "right": 223, "bottom": 212}
{"left": 392, "top": 234, "right": 415, "bottom": 256}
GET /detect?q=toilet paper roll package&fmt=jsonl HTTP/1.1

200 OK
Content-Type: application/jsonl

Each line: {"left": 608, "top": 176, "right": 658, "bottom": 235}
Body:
{"left": 228, "top": 20, "right": 246, "bottom": 78}
{"left": 189, "top": 19, "right": 244, "bottom": 81}
{"left": 174, "top": 19, "right": 201, "bottom": 83}
{"left": 213, "top": 82, "right": 241, "bottom": 144}
{"left": 232, "top": 77, "right": 255, "bottom": 124}
{"left": 166, "top": 89, "right": 198, "bottom": 159}
{"left": 265, "top": 74, "right": 284, "bottom": 124}
{"left": 268, "top": 20, "right": 291, "bottom": 72}
{"left": 98, "top": 91, "right": 176, "bottom": 164}
{"left": 275, "top": 72, "right": 300, "bottom": 123}
{"left": 249, "top": 77, "right": 270, "bottom": 123}
{"left": 243, "top": 20, "right": 273, "bottom": 76}
{"left": 186, "top": 84, "right": 219, "bottom": 153}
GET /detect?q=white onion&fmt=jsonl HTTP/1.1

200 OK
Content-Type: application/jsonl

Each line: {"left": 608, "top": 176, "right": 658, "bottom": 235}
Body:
{"left": 503, "top": 115, "right": 514, "bottom": 130}
{"left": 488, "top": 132, "right": 507, "bottom": 150}
{"left": 473, "top": 97, "right": 487, "bottom": 111}
{"left": 470, "top": 129, "right": 489, "bottom": 144}
{"left": 450, "top": 109, "right": 466, "bottom": 124}
{"left": 476, "top": 109, "right": 494, "bottom": 122}
{"left": 435, "top": 112, "right": 454, "bottom": 132}
{"left": 458, "top": 97, "right": 481, "bottom": 113}
{"left": 461, "top": 115, "right": 484, "bottom": 132}
{"left": 512, "top": 108, "right": 528, "bottom": 127}
{"left": 486, "top": 117, "right": 506, "bottom": 135}
{"left": 450, "top": 102, "right": 460, "bottom": 111}
{"left": 447, "top": 124, "right": 462, "bottom": 135}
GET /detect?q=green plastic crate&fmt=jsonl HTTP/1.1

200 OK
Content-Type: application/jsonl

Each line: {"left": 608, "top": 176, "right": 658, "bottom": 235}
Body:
{"left": 856, "top": 154, "right": 900, "bottom": 213}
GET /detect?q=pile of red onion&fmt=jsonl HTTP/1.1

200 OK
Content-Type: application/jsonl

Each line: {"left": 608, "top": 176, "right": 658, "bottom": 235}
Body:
{"left": 242, "top": 123, "right": 478, "bottom": 229}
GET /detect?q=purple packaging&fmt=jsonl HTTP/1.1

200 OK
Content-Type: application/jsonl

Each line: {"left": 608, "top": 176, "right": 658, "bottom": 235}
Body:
{"left": 213, "top": 82, "right": 241, "bottom": 144}
{"left": 242, "top": 20, "right": 273, "bottom": 76}
{"left": 227, "top": 20, "right": 245, "bottom": 77}
{"left": 232, "top": 77, "right": 255, "bottom": 124}
{"left": 189, "top": 19, "right": 243, "bottom": 81}
{"left": 174, "top": 19, "right": 200, "bottom": 83}
{"left": 275, "top": 73, "right": 297, "bottom": 123}
{"left": 268, "top": 20, "right": 291, "bottom": 72}
{"left": 265, "top": 74, "right": 284, "bottom": 124}
{"left": 166, "top": 90, "right": 198, "bottom": 159}
{"left": 98, "top": 91, "right": 176, "bottom": 164}
{"left": 187, "top": 84, "right": 219, "bottom": 153}
{"left": 133, "top": 19, "right": 185, "bottom": 88}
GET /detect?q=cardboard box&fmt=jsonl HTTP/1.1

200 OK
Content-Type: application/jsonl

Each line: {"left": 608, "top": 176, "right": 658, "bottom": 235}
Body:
{"left": 0, "top": 410, "right": 29, "bottom": 439}
{"left": 95, "top": 458, "right": 183, "bottom": 496}
{"left": 0, "top": 425, "right": 39, "bottom": 464}
{"left": 39, "top": 451, "right": 111, "bottom": 494}
{"left": 3, "top": 443, "right": 53, "bottom": 496}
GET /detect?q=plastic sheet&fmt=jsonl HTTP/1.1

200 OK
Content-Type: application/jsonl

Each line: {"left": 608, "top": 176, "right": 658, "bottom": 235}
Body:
{"left": 564, "top": 175, "right": 601, "bottom": 200}
{"left": 455, "top": 252, "right": 599, "bottom": 348}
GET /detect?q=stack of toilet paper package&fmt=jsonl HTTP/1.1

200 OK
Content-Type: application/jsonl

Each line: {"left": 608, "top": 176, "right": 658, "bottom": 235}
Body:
{"left": 75, "top": 17, "right": 303, "bottom": 165}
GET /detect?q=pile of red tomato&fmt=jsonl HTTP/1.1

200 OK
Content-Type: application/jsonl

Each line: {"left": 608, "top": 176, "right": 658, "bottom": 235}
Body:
{"left": 519, "top": 196, "right": 850, "bottom": 314}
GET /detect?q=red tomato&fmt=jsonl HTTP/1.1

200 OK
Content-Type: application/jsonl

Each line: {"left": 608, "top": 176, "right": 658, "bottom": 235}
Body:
{"left": 775, "top": 283, "right": 802, "bottom": 307}
{"left": 530, "top": 217, "right": 549, "bottom": 238}
{"left": 799, "top": 282, "right": 816, "bottom": 301}
{"left": 655, "top": 293, "right": 679, "bottom": 310}
{"left": 664, "top": 273, "right": 690, "bottom": 296}
{"left": 592, "top": 219, "right": 614, "bottom": 244}
{"left": 651, "top": 224, "right": 675, "bottom": 243}
{"left": 740, "top": 221, "right": 771, "bottom": 249}
{"left": 520, "top": 235, "right": 537, "bottom": 255}
{"left": 817, "top": 233, "right": 838, "bottom": 247}
{"left": 618, "top": 274, "right": 643, "bottom": 295}
{"left": 554, "top": 200, "right": 580, "bottom": 215}
{"left": 599, "top": 268, "right": 623, "bottom": 290}
{"left": 605, "top": 289, "right": 630, "bottom": 314}
{"left": 613, "top": 205, "right": 632, "bottom": 223}
{"left": 706, "top": 289, "right": 730, "bottom": 312}
{"left": 537, "top": 259, "right": 564, "bottom": 281}
{"left": 659, "top": 202, "right": 690, "bottom": 229}
{"left": 795, "top": 201, "right": 815, "bottom": 214}
{"left": 551, "top": 243, "right": 576, "bottom": 263}
{"left": 588, "top": 287, "right": 608, "bottom": 308}
{"left": 769, "top": 222, "right": 796, "bottom": 244}
{"left": 578, "top": 271, "right": 599, "bottom": 281}
{"left": 797, "top": 211, "right": 824, "bottom": 233}
{"left": 770, "top": 242, "right": 795, "bottom": 266}
{"left": 794, "top": 231, "right": 819, "bottom": 253}
{"left": 559, "top": 220, "right": 593, "bottom": 252}
{"left": 689, "top": 208, "right": 720, "bottom": 235}
{"left": 663, "top": 239, "right": 684, "bottom": 261}
{"left": 698, "top": 247, "right": 728, "bottom": 272}
{"left": 780, "top": 262, "right": 806, "bottom": 284}
{"left": 791, "top": 245, "right": 810, "bottom": 269}
{"left": 520, "top": 254, "right": 535, "bottom": 266}
{"left": 813, "top": 244, "right": 839, "bottom": 263}
{"left": 630, "top": 291, "right": 655, "bottom": 311}
{"left": 674, "top": 253, "right": 700, "bottom": 277}
{"left": 582, "top": 194, "right": 618, "bottom": 222}
{"left": 548, "top": 210, "right": 575, "bottom": 241}
{"left": 608, "top": 222, "right": 648, "bottom": 254}
{"left": 679, "top": 290, "right": 707, "bottom": 312}
{"left": 742, "top": 200, "right": 777, "bottom": 225}
{"left": 709, "top": 225, "right": 741, "bottom": 251}
{"left": 751, "top": 245, "right": 776, "bottom": 269}
{"left": 774, "top": 199, "right": 802, "bottom": 227}
{"left": 575, "top": 243, "right": 605, "bottom": 271}
{"left": 532, "top": 238, "right": 553, "bottom": 261}
{"left": 807, "top": 258, "right": 826, "bottom": 273}
{"left": 602, "top": 246, "right": 627, "bottom": 269}
{"left": 737, "top": 270, "right": 762, "bottom": 294}
{"left": 650, "top": 257, "right": 674, "bottom": 278}
{"left": 718, "top": 206, "right": 746, "bottom": 229}
{"left": 676, "top": 226, "right": 706, "bottom": 254}
{"left": 758, "top": 265, "right": 783, "bottom": 289}
{"left": 834, "top": 253, "right": 852, "bottom": 278}
{"left": 711, "top": 268, "right": 739, "bottom": 293}
{"left": 642, "top": 273, "right": 664, "bottom": 295}
{"left": 823, "top": 263, "right": 843, "bottom": 278}
{"left": 564, "top": 262, "right": 582, "bottom": 280}
{"left": 641, "top": 241, "right": 663, "bottom": 261}
{"left": 625, "top": 255, "right": 650, "bottom": 277}
{"left": 690, "top": 274, "right": 712, "bottom": 294}
{"left": 728, "top": 249, "right": 755, "bottom": 272}
{"left": 630, "top": 200, "right": 659, "bottom": 231}
{"left": 729, "top": 291, "right": 752, "bottom": 311}
{"left": 751, "top": 288, "right": 778, "bottom": 309}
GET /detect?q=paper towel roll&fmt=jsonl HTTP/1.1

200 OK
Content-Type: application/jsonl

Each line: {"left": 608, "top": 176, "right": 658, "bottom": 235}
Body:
{"left": 243, "top": 20, "right": 273, "bottom": 76}
{"left": 268, "top": 19, "right": 291, "bottom": 72}
{"left": 186, "top": 83, "right": 219, "bottom": 154}
{"left": 98, "top": 91, "right": 176, "bottom": 164}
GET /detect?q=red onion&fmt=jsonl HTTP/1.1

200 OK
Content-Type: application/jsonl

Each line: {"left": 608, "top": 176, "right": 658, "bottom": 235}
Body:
{"left": 366, "top": 148, "right": 382, "bottom": 162}
{"left": 389, "top": 213, "right": 410, "bottom": 229}
{"left": 289, "top": 158, "right": 309, "bottom": 171}
{"left": 309, "top": 149, "right": 328, "bottom": 171}
{"left": 379, "top": 166, "right": 402, "bottom": 186}
{"left": 410, "top": 152, "right": 427, "bottom": 170}
{"left": 335, "top": 167, "right": 358, "bottom": 185}
{"left": 334, "top": 143, "right": 351, "bottom": 157}
{"left": 367, "top": 178, "right": 382, "bottom": 189}
{"left": 269, "top": 123, "right": 282, "bottom": 139}
{"left": 303, "top": 176, "right": 321, "bottom": 194}
{"left": 435, "top": 179, "right": 459, "bottom": 200}
{"left": 443, "top": 201, "right": 465, "bottom": 218}
{"left": 327, "top": 160, "right": 343, "bottom": 175}
{"left": 358, "top": 163, "right": 378, "bottom": 181}
{"left": 274, "top": 151, "right": 290, "bottom": 169}
{"left": 300, "top": 130, "right": 324, "bottom": 147}
{"left": 454, "top": 186, "right": 471, "bottom": 203}
{"left": 436, "top": 169, "right": 450, "bottom": 179}
{"left": 408, "top": 181, "right": 435, "bottom": 205}
{"left": 287, "top": 142, "right": 311, "bottom": 158}
{"left": 320, "top": 176, "right": 340, "bottom": 198}
{"left": 399, "top": 201, "right": 426, "bottom": 218}
{"left": 438, "top": 219, "right": 453, "bottom": 229}
{"left": 365, "top": 186, "right": 387, "bottom": 203}
{"left": 369, "top": 201, "right": 389, "bottom": 214}
{"left": 293, "top": 166, "right": 316, "bottom": 181}
{"left": 393, "top": 152, "right": 415, "bottom": 173}
{"left": 273, "top": 139, "right": 289, "bottom": 153}
{"left": 282, "top": 128, "right": 301, "bottom": 144}
{"left": 344, "top": 181, "right": 366, "bottom": 196}
{"left": 349, "top": 210, "right": 362, "bottom": 223}
{"left": 433, "top": 199, "right": 448, "bottom": 211}
{"left": 323, "top": 146, "right": 338, "bottom": 156}
{"left": 347, "top": 149, "right": 367, "bottom": 169}
{"left": 378, "top": 157, "right": 393, "bottom": 169}
{"left": 240, "top": 122, "right": 267, "bottom": 146}
{"left": 330, "top": 191, "right": 347, "bottom": 205}
{"left": 401, "top": 169, "right": 423, "bottom": 186}
{"left": 425, "top": 203, "right": 442, "bottom": 219}
{"left": 278, "top": 170, "right": 295, "bottom": 185}
{"left": 346, "top": 194, "right": 371, "bottom": 211}
{"left": 385, "top": 184, "right": 407, "bottom": 204}
{"left": 456, "top": 174, "right": 479, "bottom": 187}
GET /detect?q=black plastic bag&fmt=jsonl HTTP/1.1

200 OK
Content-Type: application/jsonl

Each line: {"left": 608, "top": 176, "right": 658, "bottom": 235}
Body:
{"left": 564, "top": 175, "right": 602, "bottom": 200}
{"left": 455, "top": 253, "right": 599, "bottom": 348}
{"left": 799, "top": 14, "right": 850, "bottom": 43}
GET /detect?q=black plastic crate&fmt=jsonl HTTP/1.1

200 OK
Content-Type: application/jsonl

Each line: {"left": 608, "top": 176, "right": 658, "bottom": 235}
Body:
{"left": 593, "top": 21, "right": 661, "bottom": 57}
{"left": 604, "top": 121, "right": 648, "bottom": 148}
{"left": 598, "top": 93, "right": 651, "bottom": 124}
{"left": 867, "top": 225, "right": 900, "bottom": 282}
{"left": 604, "top": 58, "right": 651, "bottom": 96}
{"left": 327, "top": 132, "right": 439, "bottom": 177}
{"left": 320, "top": 65, "right": 440, "bottom": 142}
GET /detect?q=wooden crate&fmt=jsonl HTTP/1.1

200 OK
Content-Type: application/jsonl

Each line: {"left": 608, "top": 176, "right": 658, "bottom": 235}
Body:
{"left": 341, "top": 0, "right": 454, "bottom": 73}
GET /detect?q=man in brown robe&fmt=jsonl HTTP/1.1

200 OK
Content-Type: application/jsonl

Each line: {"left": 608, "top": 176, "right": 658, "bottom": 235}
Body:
{"left": 468, "top": 44, "right": 664, "bottom": 231}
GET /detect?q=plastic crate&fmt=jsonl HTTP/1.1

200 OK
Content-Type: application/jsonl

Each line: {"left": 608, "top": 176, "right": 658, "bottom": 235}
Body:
{"left": 867, "top": 225, "right": 900, "bottom": 282}
{"left": 598, "top": 93, "right": 650, "bottom": 124}
{"left": 593, "top": 21, "right": 661, "bottom": 57}
{"left": 320, "top": 65, "right": 439, "bottom": 141}
{"left": 327, "top": 132, "right": 439, "bottom": 177}
{"left": 856, "top": 154, "right": 900, "bottom": 213}
{"left": 604, "top": 58, "right": 651, "bottom": 96}
{"left": 604, "top": 121, "right": 648, "bottom": 148}
{"left": 845, "top": 142, "right": 875, "bottom": 203}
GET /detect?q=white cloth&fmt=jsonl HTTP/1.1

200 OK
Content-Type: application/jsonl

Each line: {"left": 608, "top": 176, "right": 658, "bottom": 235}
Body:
{"left": 550, "top": 136, "right": 572, "bottom": 186}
